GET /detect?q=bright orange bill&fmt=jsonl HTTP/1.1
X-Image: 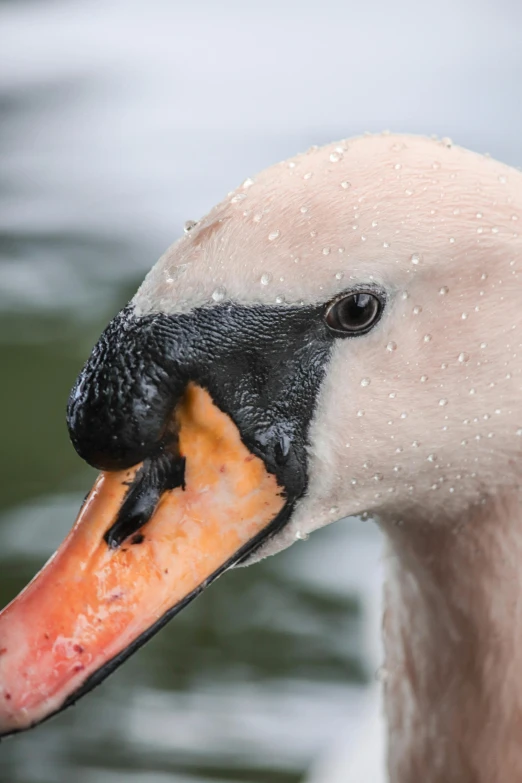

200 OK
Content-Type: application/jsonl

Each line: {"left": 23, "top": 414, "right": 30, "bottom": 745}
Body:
{"left": 0, "top": 384, "right": 285, "bottom": 735}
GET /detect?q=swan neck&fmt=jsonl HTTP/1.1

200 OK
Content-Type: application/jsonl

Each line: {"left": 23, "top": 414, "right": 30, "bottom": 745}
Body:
{"left": 381, "top": 493, "right": 522, "bottom": 783}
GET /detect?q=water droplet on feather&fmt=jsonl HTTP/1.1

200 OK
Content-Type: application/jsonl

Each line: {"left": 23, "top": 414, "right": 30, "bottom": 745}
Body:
{"left": 212, "top": 287, "right": 226, "bottom": 302}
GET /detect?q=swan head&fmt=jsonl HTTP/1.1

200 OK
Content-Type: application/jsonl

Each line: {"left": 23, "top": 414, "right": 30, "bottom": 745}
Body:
{"left": 1, "top": 133, "right": 521, "bottom": 734}
{"left": 134, "top": 132, "right": 522, "bottom": 549}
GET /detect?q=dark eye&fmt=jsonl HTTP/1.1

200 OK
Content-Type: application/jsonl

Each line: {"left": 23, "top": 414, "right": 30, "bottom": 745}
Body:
{"left": 325, "top": 291, "right": 383, "bottom": 335}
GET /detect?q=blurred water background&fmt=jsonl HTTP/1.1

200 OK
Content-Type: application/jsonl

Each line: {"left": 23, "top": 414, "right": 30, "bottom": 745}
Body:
{"left": 1, "top": 1, "right": 521, "bottom": 781}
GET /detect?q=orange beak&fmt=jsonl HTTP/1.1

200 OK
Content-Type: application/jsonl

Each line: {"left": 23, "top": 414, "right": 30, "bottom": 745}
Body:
{"left": 0, "top": 384, "right": 286, "bottom": 735}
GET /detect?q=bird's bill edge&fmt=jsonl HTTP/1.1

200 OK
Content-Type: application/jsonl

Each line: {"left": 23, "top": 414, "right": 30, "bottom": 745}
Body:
{"left": 0, "top": 383, "right": 287, "bottom": 736}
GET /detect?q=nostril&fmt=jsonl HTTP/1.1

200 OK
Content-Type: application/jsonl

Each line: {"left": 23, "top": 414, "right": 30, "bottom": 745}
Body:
{"left": 104, "top": 450, "right": 186, "bottom": 548}
{"left": 252, "top": 428, "right": 296, "bottom": 476}
{"left": 250, "top": 427, "right": 306, "bottom": 502}
{"left": 274, "top": 434, "right": 292, "bottom": 466}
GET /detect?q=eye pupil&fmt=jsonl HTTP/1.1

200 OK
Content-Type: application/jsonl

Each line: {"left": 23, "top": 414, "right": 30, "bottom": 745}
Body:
{"left": 325, "top": 291, "right": 382, "bottom": 335}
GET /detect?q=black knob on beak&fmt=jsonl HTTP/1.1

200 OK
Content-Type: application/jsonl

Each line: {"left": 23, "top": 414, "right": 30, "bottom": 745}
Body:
{"left": 67, "top": 308, "right": 186, "bottom": 471}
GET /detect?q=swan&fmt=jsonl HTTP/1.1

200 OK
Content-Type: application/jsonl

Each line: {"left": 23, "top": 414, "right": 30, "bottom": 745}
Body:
{"left": 0, "top": 133, "right": 521, "bottom": 783}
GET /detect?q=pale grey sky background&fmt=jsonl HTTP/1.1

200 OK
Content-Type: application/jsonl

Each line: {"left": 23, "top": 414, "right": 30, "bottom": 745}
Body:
{"left": 1, "top": 0, "right": 521, "bottom": 279}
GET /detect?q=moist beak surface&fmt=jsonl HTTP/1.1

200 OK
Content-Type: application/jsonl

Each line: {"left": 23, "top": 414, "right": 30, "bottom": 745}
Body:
{"left": 0, "top": 384, "right": 286, "bottom": 736}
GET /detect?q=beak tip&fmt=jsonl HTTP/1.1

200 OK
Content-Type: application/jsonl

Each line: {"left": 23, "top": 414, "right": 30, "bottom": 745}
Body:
{"left": 0, "top": 384, "right": 291, "bottom": 736}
